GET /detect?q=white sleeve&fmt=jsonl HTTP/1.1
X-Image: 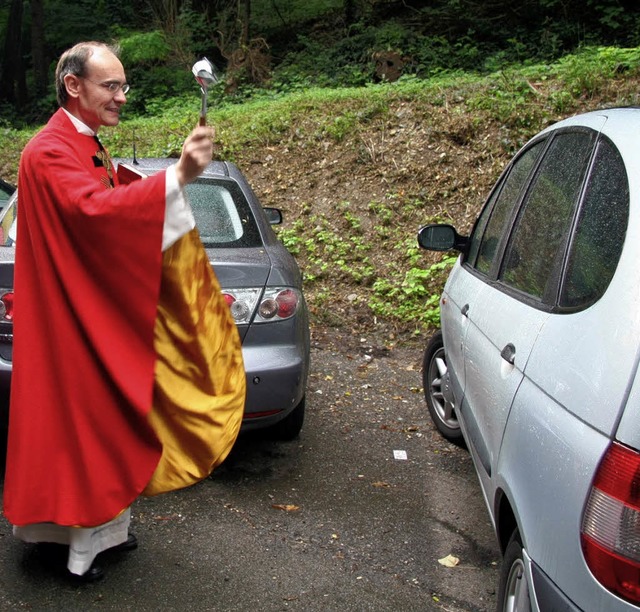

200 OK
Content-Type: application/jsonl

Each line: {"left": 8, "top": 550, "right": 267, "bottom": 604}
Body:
{"left": 162, "top": 165, "right": 196, "bottom": 251}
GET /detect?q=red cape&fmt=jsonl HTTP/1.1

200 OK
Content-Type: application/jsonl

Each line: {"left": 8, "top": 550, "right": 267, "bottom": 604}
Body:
{"left": 3, "top": 109, "right": 168, "bottom": 527}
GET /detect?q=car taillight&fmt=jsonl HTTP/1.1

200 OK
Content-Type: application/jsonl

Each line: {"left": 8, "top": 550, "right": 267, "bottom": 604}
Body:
{"left": 258, "top": 289, "right": 298, "bottom": 320}
{"left": 221, "top": 287, "right": 300, "bottom": 324}
{"left": 223, "top": 292, "right": 251, "bottom": 322}
{"left": 0, "top": 291, "right": 14, "bottom": 321}
{"left": 581, "top": 441, "right": 640, "bottom": 604}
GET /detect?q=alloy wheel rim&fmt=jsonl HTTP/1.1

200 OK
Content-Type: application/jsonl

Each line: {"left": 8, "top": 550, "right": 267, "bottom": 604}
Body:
{"left": 503, "top": 558, "right": 530, "bottom": 612}
{"left": 428, "top": 347, "right": 459, "bottom": 429}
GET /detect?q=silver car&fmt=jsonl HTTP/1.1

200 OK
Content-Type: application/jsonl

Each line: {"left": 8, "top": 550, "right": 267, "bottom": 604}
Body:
{"left": 419, "top": 108, "right": 640, "bottom": 611}
{"left": 0, "top": 160, "right": 310, "bottom": 440}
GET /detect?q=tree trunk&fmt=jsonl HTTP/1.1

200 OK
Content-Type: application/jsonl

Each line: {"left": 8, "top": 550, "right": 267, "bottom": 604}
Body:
{"left": 239, "top": 0, "right": 250, "bottom": 47}
{"left": 30, "top": 0, "right": 47, "bottom": 97}
{"left": 0, "top": 0, "right": 24, "bottom": 104}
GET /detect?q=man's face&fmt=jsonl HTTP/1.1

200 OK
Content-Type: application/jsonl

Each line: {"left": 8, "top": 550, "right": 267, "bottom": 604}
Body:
{"left": 66, "top": 48, "right": 127, "bottom": 132}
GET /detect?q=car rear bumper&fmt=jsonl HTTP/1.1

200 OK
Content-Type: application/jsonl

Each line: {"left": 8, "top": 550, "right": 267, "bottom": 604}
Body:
{"left": 240, "top": 342, "right": 309, "bottom": 430}
{"left": 0, "top": 327, "right": 311, "bottom": 431}
{"left": 528, "top": 551, "right": 581, "bottom": 612}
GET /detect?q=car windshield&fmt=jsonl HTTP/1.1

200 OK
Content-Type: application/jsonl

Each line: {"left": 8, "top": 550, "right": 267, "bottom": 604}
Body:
{"left": 0, "top": 179, "right": 263, "bottom": 249}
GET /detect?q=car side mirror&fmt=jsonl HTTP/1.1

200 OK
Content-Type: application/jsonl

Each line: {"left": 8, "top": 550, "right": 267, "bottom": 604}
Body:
{"left": 417, "top": 224, "right": 468, "bottom": 252}
{"left": 263, "top": 207, "right": 283, "bottom": 225}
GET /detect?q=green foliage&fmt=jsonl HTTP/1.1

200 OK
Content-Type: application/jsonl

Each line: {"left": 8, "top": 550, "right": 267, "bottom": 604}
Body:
{"left": 43, "top": 0, "right": 113, "bottom": 52}
{"left": 466, "top": 71, "right": 541, "bottom": 129}
{"left": 369, "top": 253, "right": 456, "bottom": 330}
{"left": 2, "top": 0, "right": 640, "bottom": 122}
{"left": 275, "top": 24, "right": 488, "bottom": 89}
{"left": 277, "top": 208, "right": 374, "bottom": 287}
{"left": 118, "top": 31, "right": 171, "bottom": 64}
{"left": 324, "top": 113, "right": 360, "bottom": 143}
{"left": 262, "top": 0, "right": 640, "bottom": 92}
{"left": 554, "top": 46, "right": 640, "bottom": 96}
{"left": 249, "top": 0, "right": 342, "bottom": 30}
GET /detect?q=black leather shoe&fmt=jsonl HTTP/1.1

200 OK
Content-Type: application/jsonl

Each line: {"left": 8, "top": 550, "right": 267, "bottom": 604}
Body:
{"left": 36, "top": 542, "right": 68, "bottom": 565}
{"left": 69, "top": 564, "right": 104, "bottom": 583}
{"left": 109, "top": 533, "right": 138, "bottom": 553}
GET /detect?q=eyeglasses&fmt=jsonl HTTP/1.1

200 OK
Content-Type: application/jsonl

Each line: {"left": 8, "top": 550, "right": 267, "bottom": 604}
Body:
{"left": 81, "top": 77, "right": 130, "bottom": 95}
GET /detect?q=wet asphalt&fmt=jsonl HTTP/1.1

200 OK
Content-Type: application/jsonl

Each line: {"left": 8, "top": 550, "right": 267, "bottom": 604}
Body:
{"left": 0, "top": 328, "right": 499, "bottom": 611}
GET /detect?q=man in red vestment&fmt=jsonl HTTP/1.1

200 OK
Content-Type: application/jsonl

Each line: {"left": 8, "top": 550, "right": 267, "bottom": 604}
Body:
{"left": 2, "top": 41, "right": 244, "bottom": 582}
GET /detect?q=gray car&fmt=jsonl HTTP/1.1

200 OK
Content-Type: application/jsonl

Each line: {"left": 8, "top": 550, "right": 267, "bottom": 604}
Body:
{"left": 419, "top": 108, "right": 640, "bottom": 611}
{"left": 0, "top": 160, "right": 310, "bottom": 440}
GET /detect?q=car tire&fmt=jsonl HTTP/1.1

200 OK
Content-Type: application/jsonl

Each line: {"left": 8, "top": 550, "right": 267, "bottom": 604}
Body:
{"left": 497, "top": 530, "right": 532, "bottom": 612}
{"left": 268, "top": 395, "right": 305, "bottom": 441}
{"left": 422, "top": 330, "right": 463, "bottom": 442}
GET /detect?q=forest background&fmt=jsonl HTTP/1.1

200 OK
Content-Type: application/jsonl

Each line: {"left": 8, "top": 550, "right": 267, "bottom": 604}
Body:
{"left": 1, "top": 0, "right": 639, "bottom": 337}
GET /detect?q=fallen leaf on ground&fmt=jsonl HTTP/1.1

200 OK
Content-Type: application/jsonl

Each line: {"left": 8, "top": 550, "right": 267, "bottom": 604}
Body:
{"left": 438, "top": 554, "right": 460, "bottom": 568}
{"left": 272, "top": 504, "right": 300, "bottom": 512}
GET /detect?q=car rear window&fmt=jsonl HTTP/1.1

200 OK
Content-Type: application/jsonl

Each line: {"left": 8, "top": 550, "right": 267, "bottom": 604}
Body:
{"left": 559, "top": 137, "right": 629, "bottom": 308}
{"left": 0, "top": 180, "right": 264, "bottom": 249}
{"left": 186, "top": 178, "right": 262, "bottom": 248}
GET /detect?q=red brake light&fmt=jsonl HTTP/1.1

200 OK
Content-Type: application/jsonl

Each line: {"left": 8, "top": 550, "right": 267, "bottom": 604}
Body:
{"left": 581, "top": 441, "right": 640, "bottom": 604}
{"left": 0, "top": 292, "right": 14, "bottom": 321}
{"left": 276, "top": 289, "right": 298, "bottom": 319}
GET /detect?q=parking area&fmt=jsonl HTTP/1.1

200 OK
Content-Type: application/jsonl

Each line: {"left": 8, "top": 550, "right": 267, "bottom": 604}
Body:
{"left": 0, "top": 328, "right": 499, "bottom": 611}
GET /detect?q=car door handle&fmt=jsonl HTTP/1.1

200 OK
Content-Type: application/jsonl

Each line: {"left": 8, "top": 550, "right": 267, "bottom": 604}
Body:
{"left": 500, "top": 343, "right": 516, "bottom": 365}
{"left": 461, "top": 303, "right": 469, "bottom": 317}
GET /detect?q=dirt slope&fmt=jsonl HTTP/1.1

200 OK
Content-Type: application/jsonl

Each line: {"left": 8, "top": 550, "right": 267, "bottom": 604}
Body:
{"left": 229, "top": 73, "right": 640, "bottom": 338}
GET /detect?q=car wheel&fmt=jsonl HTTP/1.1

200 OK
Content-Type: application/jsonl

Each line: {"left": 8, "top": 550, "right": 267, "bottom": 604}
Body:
{"left": 498, "top": 530, "right": 532, "bottom": 612}
{"left": 268, "top": 395, "right": 305, "bottom": 441}
{"left": 422, "top": 330, "right": 462, "bottom": 442}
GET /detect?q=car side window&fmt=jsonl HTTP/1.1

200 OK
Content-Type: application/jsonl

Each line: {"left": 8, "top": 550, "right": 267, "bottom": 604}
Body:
{"left": 467, "top": 142, "right": 544, "bottom": 274}
{"left": 500, "top": 131, "right": 595, "bottom": 300}
{"left": 560, "top": 138, "right": 629, "bottom": 308}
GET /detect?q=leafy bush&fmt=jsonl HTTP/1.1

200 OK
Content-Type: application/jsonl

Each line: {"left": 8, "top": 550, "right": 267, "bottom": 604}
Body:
{"left": 554, "top": 46, "right": 640, "bottom": 96}
{"left": 369, "top": 255, "right": 457, "bottom": 331}
{"left": 118, "top": 31, "right": 171, "bottom": 64}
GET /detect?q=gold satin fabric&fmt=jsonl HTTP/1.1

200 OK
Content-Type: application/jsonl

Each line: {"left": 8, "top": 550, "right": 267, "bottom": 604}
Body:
{"left": 143, "top": 228, "right": 246, "bottom": 496}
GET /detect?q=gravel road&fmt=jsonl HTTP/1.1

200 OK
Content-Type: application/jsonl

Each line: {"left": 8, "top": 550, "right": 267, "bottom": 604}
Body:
{"left": 0, "top": 326, "right": 500, "bottom": 611}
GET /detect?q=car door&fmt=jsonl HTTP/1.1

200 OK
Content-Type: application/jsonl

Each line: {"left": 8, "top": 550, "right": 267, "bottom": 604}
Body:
{"left": 459, "top": 129, "right": 600, "bottom": 504}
